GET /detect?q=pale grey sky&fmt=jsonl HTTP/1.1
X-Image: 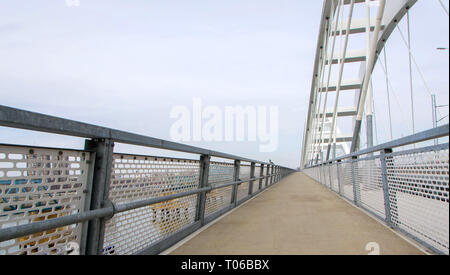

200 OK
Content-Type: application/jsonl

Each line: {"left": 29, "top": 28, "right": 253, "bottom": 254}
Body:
{"left": 0, "top": 0, "right": 448, "bottom": 168}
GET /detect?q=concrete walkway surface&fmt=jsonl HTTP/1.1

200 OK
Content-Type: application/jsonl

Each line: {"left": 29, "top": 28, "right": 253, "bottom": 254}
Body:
{"left": 168, "top": 172, "right": 425, "bottom": 255}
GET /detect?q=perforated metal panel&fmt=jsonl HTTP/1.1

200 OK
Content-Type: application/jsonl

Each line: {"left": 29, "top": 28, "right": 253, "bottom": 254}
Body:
{"left": 209, "top": 161, "right": 234, "bottom": 185}
{"left": 303, "top": 143, "right": 449, "bottom": 255}
{"left": 386, "top": 148, "right": 449, "bottom": 254}
{"left": 205, "top": 185, "right": 233, "bottom": 217}
{"left": 314, "top": 167, "right": 320, "bottom": 182}
{"left": 237, "top": 182, "right": 250, "bottom": 202}
{"left": 353, "top": 157, "right": 385, "bottom": 218}
{"left": 239, "top": 165, "right": 251, "bottom": 180}
{"left": 340, "top": 160, "right": 354, "bottom": 201}
{"left": 313, "top": 167, "right": 320, "bottom": 182}
{"left": 323, "top": 165, "right": 330, "bottom": 188}
{"left": 253, "top": 166, "right": 261, "bottom": 193}
{"left": 234, "top": 164, "right": 251, "bottom": 202}
{"left": 103, "top": 154, "right": 200, "bottom": 255}
{"left": 0, "top": 145, "right": 90, "bottom": 255}
{"left": 330, "top": 163, "right": 339, "bottom": 192}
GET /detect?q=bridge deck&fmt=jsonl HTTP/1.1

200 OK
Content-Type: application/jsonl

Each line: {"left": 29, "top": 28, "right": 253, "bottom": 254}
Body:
{"left": 167, "top": 173, "right": 425, "bottom": 255}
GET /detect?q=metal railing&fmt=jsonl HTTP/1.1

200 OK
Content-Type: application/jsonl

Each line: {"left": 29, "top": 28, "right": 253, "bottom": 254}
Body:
{"left": 303, "top": 124, "right": 449, "bottom": 255}
{"left": 0, "top": 105, "right": 295, "bottom": 255}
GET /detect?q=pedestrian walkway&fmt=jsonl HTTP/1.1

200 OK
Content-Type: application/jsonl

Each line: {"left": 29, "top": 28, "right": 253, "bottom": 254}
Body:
{"left": 168, "top": 173, "right": 425, "bottom": 255}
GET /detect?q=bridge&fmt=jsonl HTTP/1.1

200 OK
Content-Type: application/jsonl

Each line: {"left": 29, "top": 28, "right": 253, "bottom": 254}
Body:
{"left": 0, "top": 0, "right": 448, "bottom": 255}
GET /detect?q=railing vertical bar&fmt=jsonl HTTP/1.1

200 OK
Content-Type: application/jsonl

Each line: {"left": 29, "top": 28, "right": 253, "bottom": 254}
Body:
{"left": 231, "top": 160, "right": 241, "bottom": 207}
{"left": 328, "top": 163, "right": 332, "bottom": 189}
{"left": 380, "top": 148, "right": 393, "bottom": 227}
{"left": 249, "top": 162, "right": 256, "bottom": 195}
{"left": 270, "top": 165, "right": 274, "bottom": 185}
{"left": 195, "top": 154, "right": 211, "bottom": 226}
{"left": 80, "top": 151, "right": 97, "bottom": 255}
{"left": 259, "top": 164, "right": 264, "bottom": 191}
{"left": 84, "top": 138, "right": 114, "bottom": 255}
{"left": 351, "top": 156, "right": 359, "bottom": 206}
{"left": 337, "top": 160, "right": 342, "bottom": 195}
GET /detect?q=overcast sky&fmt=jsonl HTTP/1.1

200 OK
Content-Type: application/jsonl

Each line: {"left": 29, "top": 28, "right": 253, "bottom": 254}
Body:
{"left": 0, "top": 0, "right": 448, "bottom": 168}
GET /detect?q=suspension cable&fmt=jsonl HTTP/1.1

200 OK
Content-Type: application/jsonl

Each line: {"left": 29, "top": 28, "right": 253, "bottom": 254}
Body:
{"left": 406, "top": 10, "right": 416, "bottom": 135}
{"left": 372, "top": 94, "right": 380, "bottom": 145}
{"left": 383, "top": 47, "right": 393, "bottom": 140}
{"left": 437, "top": 0, "right": 449, "bottom": 16}
{"left": 396, "top": 24, "right": 444, "bottom": 119}
{"left": 377, "top": 55, "right": 410, "bottom": 130}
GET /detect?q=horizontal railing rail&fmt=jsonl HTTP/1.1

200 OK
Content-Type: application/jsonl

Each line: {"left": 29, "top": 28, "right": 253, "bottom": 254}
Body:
{"left": 0, "top": 105, "right": 296, "bottom": 255}
{"left": 302, "top": 125, "right": 449, "bottom": 255}
{"left": 0, "top": 105, "right": 274, "bottom": 165}
{"left": 306, "top": 124, "right": 449, "bottom": 167}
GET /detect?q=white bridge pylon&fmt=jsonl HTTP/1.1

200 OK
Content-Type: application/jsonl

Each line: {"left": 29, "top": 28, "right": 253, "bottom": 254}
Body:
{"left": 301, "top": 0, "right": 418, "bottom": 168}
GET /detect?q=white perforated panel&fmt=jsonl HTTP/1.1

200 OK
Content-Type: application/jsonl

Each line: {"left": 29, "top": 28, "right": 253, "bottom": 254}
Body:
{"left": 303, "top": 145, "right": 449, "bottom": 255}
{"left": 353, "top": 157, "right": 385, "bottom": 219}
{"left": 386, "top": 148, "right": 449, "bottom": 254}
{"left": 0, "top": 145, "right": 90, "bottom": 255}
{"left": 340, "top": 161, "right": 354, "bottom": 201}
{"left": 330, "top": 163, "right": 339, "bottom": 192}
{"left": 323, "top": 165, "right": 330, "bottom": 188}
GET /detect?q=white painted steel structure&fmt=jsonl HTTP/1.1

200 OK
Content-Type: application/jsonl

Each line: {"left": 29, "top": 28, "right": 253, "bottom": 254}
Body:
{"left": 301, "top": 0, "right": 419, "bottom": 168}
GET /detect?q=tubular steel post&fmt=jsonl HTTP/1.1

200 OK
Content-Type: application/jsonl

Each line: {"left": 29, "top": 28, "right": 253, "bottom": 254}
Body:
{"left": 380, "top": 148, "right": 393, "bottom": 227}
{"left": 278, "top": 166, "right": 281, "bottom": 182}
{"left": 270, "top": 165, "right": 274, "bottom": 185}
{"left": 249, "top": 162, "right": 256, "bottom": 195}
{"left": 84, "top": 138, "right": 114, "bottom": 255}
{"left": 328, "top": 163, "right": 333, "bottom": 189}
{"left": 265, "top": 164, "right": 270, "bottom": 187}
{"left": 276, "top": 166, "right": 279, "bottom": 183}
{"left": 231, "top": 160, "right": 241, "bottom": 207}
{"left": 195, "top": 155, "right": 211, "bottom": 226}
{"left": 319, "top": 164, "right": 323, "bottom": 185}
{"left": 337, "top": 160, "right": 342, "bottom": 195}
{"left": 351, "top": 156, "right": 359, "bottom": 206}
{"left": 274, "top": 166, "right": 278, "bottom": 183}
{"left": 258, "top": 164, "right": 264, "bottom": 191}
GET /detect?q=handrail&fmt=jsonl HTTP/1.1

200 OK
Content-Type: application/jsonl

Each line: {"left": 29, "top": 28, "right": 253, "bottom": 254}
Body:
{"left": 306, "top": 124, "right": 449, "bottom": 167}
{"left": 0, "top": 105, "right": 286, "bottom": 167}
